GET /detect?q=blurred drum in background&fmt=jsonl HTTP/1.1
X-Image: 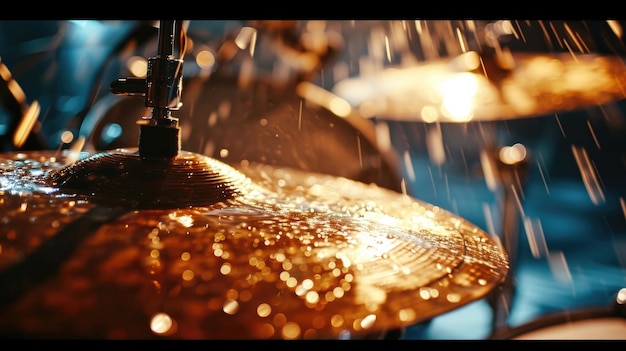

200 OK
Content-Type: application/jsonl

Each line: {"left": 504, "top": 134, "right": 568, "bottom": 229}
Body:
{"left": 490, "top": 288, "right": 626, "bottom": 340}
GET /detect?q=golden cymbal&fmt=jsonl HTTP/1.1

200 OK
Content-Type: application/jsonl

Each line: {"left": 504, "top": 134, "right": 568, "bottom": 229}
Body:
{"left": 0, "top": 150, "right": 508, "bottom": 339}
{"left": 332, "top": 52, "right": 626, "bottom": 122}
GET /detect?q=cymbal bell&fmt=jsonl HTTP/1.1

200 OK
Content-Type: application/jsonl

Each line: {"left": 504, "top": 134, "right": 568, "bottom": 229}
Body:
{"left": 45, "top": 148, "right": 251, "bottom": 208}
{"left": 0, "top": 150, "right": 508, "bottom": 339}
{"left": 332, "top": 52, "right": 626, "bottom": 122}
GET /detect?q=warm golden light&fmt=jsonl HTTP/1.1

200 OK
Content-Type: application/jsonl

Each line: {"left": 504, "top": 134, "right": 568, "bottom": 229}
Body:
{"left": 127, "top": 56, "right": 148, "bottom": 77}
{"left": 0, "top": 62, "right": 26, "bottom": 103}
{"left": 235, "top": 26, "right": 257, "bottom": 54}
{"left": 65, "top": 136, "right": 86, "bottom": 164}
{"left": 196, "top": 50, "right": 216, "bottom": 69}
{"left": 499, "top": 143, "right": 528, "bottom": 165}
{"left": 257, "top": 303, "right": 272, "bottom": 317}
{"left": 60, "top": 131, "right": 74, "bottom": 144}
{"left": 617, "top": 288, "right": 626, "bottom": 304}
{"left": 448, "top": 51, "right": 481, "bottom": 71}
{"left": 13, "top": 101, "right": 40, "bottom": 148}
{"left": 296, "top": 81, "right": 352, "bottom": 117}
{"left": 223, "top": 299, "right": 239, "bottom": 315}
{"left": 282, "top": 321, "right": 301, "bottom": 339}
{"left": 607, "top": 20, "right": 623, "bottom": 39}
{"left": 359, "top": 314, "right": 377, "bottom": 330}
{"left": 150, "top": 313, "right": 174, "bottom": 335}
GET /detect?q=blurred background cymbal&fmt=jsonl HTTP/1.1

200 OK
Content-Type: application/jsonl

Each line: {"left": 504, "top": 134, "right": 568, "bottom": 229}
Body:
{"left": 332, "top": 52, "right": 626, "bottom": 123}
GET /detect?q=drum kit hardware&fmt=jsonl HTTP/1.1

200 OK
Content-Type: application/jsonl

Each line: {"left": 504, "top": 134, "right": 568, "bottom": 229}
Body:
{"left": 0, "top": 19, "right": 624, "bottom": 340}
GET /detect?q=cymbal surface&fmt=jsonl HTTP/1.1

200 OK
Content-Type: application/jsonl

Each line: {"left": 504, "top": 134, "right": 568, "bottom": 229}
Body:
{"left": 332, "top": 53, "right": 626, "bottom": 122}
{"left": 0, "top": 151, "right": 508, "bottom": 339}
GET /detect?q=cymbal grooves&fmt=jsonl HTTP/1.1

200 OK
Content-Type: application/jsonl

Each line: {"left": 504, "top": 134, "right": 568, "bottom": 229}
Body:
{"left": 46, "top": 149, "right": 252, "bottom": 209}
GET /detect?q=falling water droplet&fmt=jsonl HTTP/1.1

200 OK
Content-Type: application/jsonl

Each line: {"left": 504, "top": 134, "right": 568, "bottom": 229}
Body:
{"left": 571, "top": 145, "right": 606, "bottom": 205}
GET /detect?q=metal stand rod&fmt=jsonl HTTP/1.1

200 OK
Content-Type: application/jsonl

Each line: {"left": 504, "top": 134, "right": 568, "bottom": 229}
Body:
{"left": 109, "top": 20, "right": 185, "bottom": 159}
{"left": 486, "top": 144, "right": 530, "bottom": 334}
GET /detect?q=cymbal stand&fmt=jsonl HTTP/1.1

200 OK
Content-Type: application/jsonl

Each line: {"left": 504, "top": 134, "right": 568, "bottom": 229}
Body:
{"left": 483, "top": 141, "right": 531, "bottom": 335}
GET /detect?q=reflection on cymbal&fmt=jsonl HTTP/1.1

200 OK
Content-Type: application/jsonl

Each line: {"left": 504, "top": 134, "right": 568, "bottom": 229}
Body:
{"left": 332, "top": 52, "right": 626, "bottom": 122}
{"left": 0, "top": 150, "right": 508, "bottom": 339}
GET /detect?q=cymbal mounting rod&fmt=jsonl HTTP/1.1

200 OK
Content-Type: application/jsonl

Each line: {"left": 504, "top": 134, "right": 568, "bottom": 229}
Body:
{"left": 157, "top": 20, "right": 175, "bottom": 58}
{"left": 109, "top": 20, "right": 185, "bottom": 159}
